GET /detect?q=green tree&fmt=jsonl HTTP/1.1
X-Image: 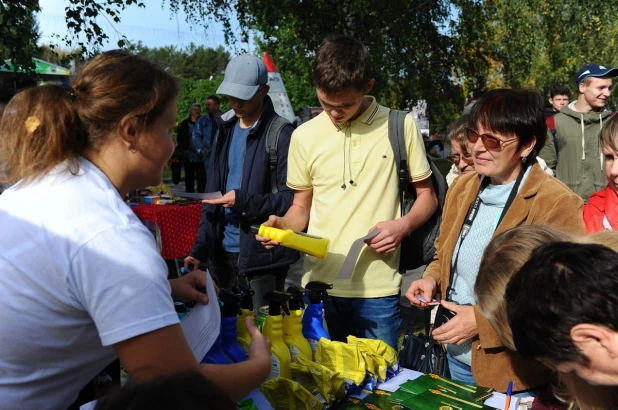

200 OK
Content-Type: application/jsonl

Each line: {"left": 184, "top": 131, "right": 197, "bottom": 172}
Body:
{"left": 128, "top": 42, "right": 230, "bottom": 80}
{"left": 0, "top": 1, "right": 41, "bottom": 72}
{"left": 453, "top": 0, "right": 618, "bottom": 107}
{"left": 34, "top": 45, "right": 80, "bottom": 68}
{"left": 175, "top": 75, "right": 229, "bottom": 122}
{"left": 238, "top": 0, "right": 461, "bottom": 133}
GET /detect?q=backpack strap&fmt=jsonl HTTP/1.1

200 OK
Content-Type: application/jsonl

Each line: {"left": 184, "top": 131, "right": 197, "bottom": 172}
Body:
{"left": 388, "top": 109, "right": 410, "bottom": 217}
{"left": 265, "top": 115, "right": 290, "bottom": 194}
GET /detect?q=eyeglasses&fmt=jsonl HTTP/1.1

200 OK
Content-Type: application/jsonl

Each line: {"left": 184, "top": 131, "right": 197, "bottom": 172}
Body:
{"left": 446, "top": 153, "right": 473, "bottom": 165}
{"left": 465, "top": 127, "right": 518, "bottom": 151}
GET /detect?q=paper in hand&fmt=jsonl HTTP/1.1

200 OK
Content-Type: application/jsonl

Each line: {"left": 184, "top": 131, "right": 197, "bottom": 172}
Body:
{"left": 172, "top": 191, "right": 223, "bottom": 200}
{"left": 180, "top": 270, "right": 221, "bottom": 362}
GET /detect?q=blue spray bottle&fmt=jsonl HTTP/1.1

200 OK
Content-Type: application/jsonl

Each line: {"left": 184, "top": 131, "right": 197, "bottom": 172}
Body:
{"left": 302, "top": 281, "right": 333, "bottom": 359}
{"left": 219, "top": 290, "right": 247, "bottom": 363}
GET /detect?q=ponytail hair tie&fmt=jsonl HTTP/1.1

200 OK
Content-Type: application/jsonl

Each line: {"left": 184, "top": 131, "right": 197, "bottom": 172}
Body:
{"left": 64, "top": 85, "right": 76, "bottom": 101}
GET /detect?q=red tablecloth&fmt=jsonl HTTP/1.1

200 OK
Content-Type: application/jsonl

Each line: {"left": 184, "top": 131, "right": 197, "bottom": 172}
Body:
{"left": 132, "top": 203, "right": 203, "bottom": 260}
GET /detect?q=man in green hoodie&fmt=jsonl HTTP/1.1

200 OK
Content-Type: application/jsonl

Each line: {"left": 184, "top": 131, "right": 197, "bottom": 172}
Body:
{"left": 540, "top": 64, "right": 618, "bottom": 201}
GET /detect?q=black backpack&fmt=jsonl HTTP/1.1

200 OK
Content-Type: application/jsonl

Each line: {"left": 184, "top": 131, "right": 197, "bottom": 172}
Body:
{"left": 212, "top": 114, "right": 289, "bottom": 194}
{"left": 264, "top": 115, "right": 291, "bottom": 193}
{"left": 388, "top": 110, "right": 447, "bottom": 272}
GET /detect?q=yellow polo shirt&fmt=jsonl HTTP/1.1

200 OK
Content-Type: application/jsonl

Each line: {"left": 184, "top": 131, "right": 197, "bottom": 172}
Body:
{"left": 287, "top": 97, "right": 431, "bottom": 297}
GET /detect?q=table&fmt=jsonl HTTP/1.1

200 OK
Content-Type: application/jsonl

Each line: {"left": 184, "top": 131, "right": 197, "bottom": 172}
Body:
{"left": 245, "top": 368, "right": 519, "bottom": 410}
{"left": 132, "top": 203, "right": 203, "bottom": 260}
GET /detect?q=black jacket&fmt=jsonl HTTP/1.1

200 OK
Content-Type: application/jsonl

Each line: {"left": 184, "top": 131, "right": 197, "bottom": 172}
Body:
{"left": 190, "top": 96, "right": 299, "bottom": 274}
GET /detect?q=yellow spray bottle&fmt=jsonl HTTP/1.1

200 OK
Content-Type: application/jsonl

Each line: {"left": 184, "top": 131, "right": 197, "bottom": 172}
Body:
{"left": 235, "top": 285, "right": 255, "bottom": 359}
{"left": 251, "top": 225, "right": 330, "bottom": 259}
{"left": 262, "top": 291, "right": 293, "bottom": 381}
{"left": 283, "top": 286, "right": 312, "bottom": 362}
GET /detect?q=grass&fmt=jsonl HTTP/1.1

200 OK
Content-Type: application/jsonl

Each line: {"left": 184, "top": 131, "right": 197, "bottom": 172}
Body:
{"left": 162, "top": 165, "right": 173, "bottom": 181}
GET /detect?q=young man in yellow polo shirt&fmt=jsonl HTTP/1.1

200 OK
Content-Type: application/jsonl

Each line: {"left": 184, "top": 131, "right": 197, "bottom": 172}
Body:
{"left": 257, "top": 35, "right": 437, "bottom": 349}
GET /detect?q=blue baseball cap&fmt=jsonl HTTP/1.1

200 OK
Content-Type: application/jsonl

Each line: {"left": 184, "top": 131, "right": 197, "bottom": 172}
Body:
{"left": 576, "top": 64, "right": 618, "bottom": 85}
{"left": 217, "top": 54, "right": 268, "bottom": 100}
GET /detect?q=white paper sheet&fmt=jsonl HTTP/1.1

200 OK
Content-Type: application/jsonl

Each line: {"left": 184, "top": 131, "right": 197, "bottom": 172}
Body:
{"left": 180, "top": 270, "right": 221, "bottom": 362}
{"left": 172, "top": 191, "right": 223, "bottom": 200}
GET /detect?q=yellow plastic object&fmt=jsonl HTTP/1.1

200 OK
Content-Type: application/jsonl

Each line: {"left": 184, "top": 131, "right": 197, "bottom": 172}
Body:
{"left": 283, "top": 309, "right": 312, "bottom": 362}
{"left": 290, "top": 354, "right": 346, "bottom": 405}
{"left": 315, "top": 338, "right": 366, "bottom": 386}
{"left": 347, "top": 336, "right": 399, "bottom": 382}
{"left": 263, "top": 312, "right": 292, "bottom": 381}
{"left": 257, "top": 226, "right": 330, "bottom": 259}
{"left": 236, "top": 309, "right": 254, "bottom": 359}
{"left": 261, "top": 377, "right": 324, "bottom": 410}
{"left": 146, "top": 182, "right": 173, "bottom": 196}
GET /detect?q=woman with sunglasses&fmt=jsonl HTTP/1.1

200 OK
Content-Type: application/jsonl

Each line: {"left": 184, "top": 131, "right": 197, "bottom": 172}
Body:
{"left": 406, "top": 88, "right": 585, "bottom": 394}
{"left": 446, "top": 115, "right": 476, "bottom": 186}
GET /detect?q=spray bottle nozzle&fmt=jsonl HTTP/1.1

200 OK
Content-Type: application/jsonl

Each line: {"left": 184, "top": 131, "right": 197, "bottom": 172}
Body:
{"left": 219, "top": 290, "right": 243, "bottom": 317}
{"left": 263, "top": 291, "right": 292, "bottom": 316}
{"left": 232, "top": 285, "right": 255, "bottom": 311}
{"left": 305, "top": 281, "right": 333, "bottom": 304}
{"left": 286, "top": 286, "right": 306, "bottom": 310}
{"left": 250, "top": 225, "right": 260, "bottom": 234}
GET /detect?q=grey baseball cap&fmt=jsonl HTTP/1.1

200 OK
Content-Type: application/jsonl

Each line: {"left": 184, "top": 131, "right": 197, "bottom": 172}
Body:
{"left": 216, "top": 54, "right": 268, "bottom": 100}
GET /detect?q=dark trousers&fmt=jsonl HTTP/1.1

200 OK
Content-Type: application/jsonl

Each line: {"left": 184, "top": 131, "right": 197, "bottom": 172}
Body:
{"left": 208, "top": 251, "right": 288, "bottom": 313}
{"left": 184, "top": 162, "right": 206, "bottom": 193}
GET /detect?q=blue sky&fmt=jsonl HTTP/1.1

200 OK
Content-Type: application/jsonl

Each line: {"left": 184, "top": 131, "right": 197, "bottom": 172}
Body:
{"left": 37, "top": 0, "right": 248, "bottom": 52}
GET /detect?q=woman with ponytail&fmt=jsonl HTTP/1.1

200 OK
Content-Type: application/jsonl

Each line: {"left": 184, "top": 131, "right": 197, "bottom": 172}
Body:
{"left": 0, "top": 50, "right": 270, "bottom": 409}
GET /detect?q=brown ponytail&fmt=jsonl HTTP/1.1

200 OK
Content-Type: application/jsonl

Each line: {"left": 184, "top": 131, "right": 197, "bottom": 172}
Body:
{"left": 0, "top": 85, "right": 86, "bottom": 185}
{"left": 0, "top": 50, "right": 178, "bottom": 186}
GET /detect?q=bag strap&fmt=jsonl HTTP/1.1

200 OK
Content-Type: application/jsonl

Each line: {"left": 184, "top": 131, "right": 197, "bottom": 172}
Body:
{"left": 388, "top": 109, "right": 409, "bottom": 218}
{"left": 264, "top": 116, "right": 289, "bottom": 194}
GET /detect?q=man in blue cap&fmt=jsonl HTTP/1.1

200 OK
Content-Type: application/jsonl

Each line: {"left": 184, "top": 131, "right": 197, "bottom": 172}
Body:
{"left": 540, "top": 64, "right": 618, "bottom": 200}
{"left": 185, "top": 54, "right": 298, "bottom": 308}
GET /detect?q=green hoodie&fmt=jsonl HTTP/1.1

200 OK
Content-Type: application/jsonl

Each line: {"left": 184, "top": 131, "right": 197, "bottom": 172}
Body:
{"left": 539, "top": 102, "right": 611, "bottom": 201}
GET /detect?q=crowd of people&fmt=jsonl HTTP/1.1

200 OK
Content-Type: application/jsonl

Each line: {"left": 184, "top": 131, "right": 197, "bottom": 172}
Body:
{"left": 0, "top": 33, "right": 618, "bottom": 410}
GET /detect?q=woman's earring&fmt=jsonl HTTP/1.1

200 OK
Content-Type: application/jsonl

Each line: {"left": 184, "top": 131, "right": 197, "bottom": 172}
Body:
{"left": 128, "top": 143, "right": 136, "bottom": 153}
{"left": 521, "top": 156, "right": 527, "bottom": 163}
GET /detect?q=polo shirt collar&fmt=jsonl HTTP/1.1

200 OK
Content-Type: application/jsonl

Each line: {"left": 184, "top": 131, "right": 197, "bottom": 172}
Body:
{"left": 333, "top": 96, "right": 379, "bottom": 131}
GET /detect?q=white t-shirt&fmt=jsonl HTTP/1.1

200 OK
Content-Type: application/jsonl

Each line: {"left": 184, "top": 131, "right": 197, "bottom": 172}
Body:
{"left": 0, "top": 158, "right": 179, "bottom": 410}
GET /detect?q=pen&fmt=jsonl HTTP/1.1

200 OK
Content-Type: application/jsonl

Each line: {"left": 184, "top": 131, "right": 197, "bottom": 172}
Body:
{"left": 503, "top": 380, "right": 513, "bottom": 410}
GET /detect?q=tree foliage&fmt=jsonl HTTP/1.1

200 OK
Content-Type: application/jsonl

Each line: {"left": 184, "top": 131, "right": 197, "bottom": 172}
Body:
{"left": 62, "top": 0, "right": 144, "bottom": 52}
{"left": 232, "top": 0, "right": 461, "bottom": 132}
{"left": 128, "top": 42, "right": 230, "bottom": 80}
{"left": 175, "top": 75, "right": 229, "bottom": 121}
{"left": 453, "top": 0, "right": 618, "bottom": 106}
{"left": 0, "top": 1, "right": 41, "bottom": 72}
{"left": 8, "top": 1, "right": 618, "bottom": 129}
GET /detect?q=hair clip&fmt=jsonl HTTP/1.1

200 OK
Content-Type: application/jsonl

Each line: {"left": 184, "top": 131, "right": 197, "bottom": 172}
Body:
{"left": 64, "top": 85, "right": 76, "bottom": 101}
{"left": 25, "top": 116, "right": 41, "bottom": 134}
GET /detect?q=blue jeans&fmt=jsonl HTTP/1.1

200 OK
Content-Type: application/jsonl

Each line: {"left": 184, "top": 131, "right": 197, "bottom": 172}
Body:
{"left": 323, "top": 295, "right": 401, "bottom": 349}
{"left": 446, "top": 353, "right": 477, "bottom": 384}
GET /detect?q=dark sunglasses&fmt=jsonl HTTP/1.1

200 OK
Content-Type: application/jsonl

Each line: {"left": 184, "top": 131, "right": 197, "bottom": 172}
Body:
{"left": 465, "top": 127, "right": 517, "bottom": 151}
{"left": 446, "top": 153, "right": 473, "bottom": 165}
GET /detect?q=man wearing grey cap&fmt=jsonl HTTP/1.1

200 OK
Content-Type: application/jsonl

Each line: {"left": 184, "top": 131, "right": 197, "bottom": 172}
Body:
{"left": 185, "top": 54, "right": 298, "bottom": 307}
{"left": 540, "top": 63, "right": 618, "bottom": 200}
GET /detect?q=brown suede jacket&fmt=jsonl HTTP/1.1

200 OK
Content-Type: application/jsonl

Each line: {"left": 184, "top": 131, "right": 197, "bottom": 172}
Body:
{"left": 423, "top": 162, "right": 586, "bottom": 392}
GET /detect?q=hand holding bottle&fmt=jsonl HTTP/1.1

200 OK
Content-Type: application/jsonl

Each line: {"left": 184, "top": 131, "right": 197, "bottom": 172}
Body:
{"left": 246, "top": 316, "right": 272, "bottom": 366}
{"left": 255, "top": 215, "right": 285, "bottom": 248}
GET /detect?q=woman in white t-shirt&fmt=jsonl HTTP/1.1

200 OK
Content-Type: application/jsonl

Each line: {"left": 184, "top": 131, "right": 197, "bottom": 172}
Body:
{"left": 0, "top": 50, "right": 271, "bottom": 410}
